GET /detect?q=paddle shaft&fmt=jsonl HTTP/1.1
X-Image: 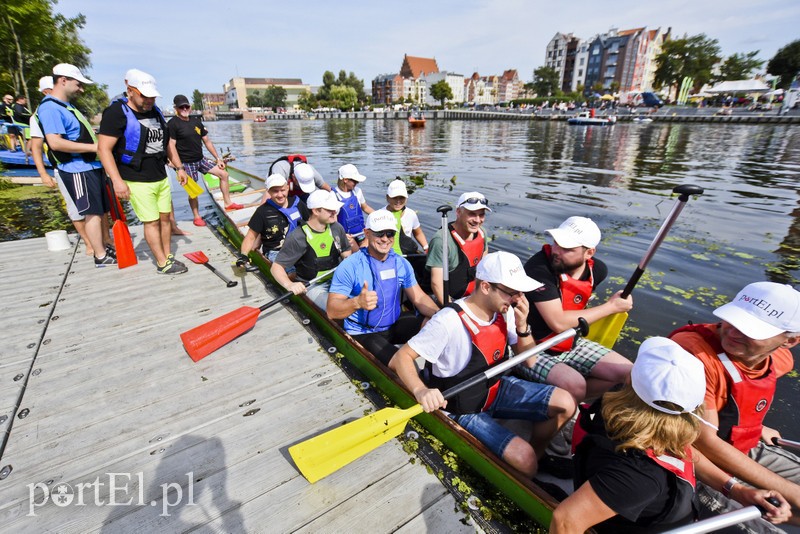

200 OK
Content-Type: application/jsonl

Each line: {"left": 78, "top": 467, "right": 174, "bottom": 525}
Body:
{"left": 664, "top": 506, "right": 762, "bottom": 534}
{"left": 258, "top": 271, "right": 333, "bottom": 313}
{"left": 620, "top": 184, "right": 704, "bottom": 298}
{"left": 437, "top": 205, "right": 452, "bottom": 305}
{"left": 201, "top": 262, "right": 238, "bottom": 287}
{"left": 443, "top": 318, "right": 589, "bottom": 400}
{"left": 772, "top": 437, "right": 800, "bottom": 451}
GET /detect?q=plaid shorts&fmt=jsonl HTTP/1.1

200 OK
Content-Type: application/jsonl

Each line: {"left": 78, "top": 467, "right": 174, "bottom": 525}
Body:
{"left": 522, "top": 337, "right": 610, "bottom": 383}
{"left": 183, "top": 159, "right": 216, "bottom": 181}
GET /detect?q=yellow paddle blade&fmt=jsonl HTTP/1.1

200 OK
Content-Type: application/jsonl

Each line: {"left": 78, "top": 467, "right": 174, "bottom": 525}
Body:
{"left": 289, "top": 404, "right": 424, "bottom": 483}
{"left": 586, "top": 312, "right": 629, "bottom": 349}
{"left": 182, "top": 178, "right": 204, "bottom": 199}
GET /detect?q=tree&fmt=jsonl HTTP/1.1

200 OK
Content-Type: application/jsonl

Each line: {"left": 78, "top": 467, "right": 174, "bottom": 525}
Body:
{"left": 654, "top": 34, "right": 721, "bottom": 93}
{"left": 263, "top": 85, "right": 287, "bottom": 109}
{"left": 767, "top": 40, "right": 800, "bottom": 88}
{"left": 246, "top": 90, "right": 262, "bottom": 108}
{"left": 192, "top": 89, "right": 204, "bottom": 110}
{"left": 297, "top": 90, "right": 317, "bottom": 111}
{"left": 532, "top": 66, "right": 559, "bottom": 97}
{"left": 429, "top": 80, "right": 453, "bottom": 106}
{"left": 717, "top": 51, "right": 763, "bottom": 81}
{"left": 329, "top": 85, "right": 357, "bottom": 110}
{"left": 317, "top": 69, "right": 365, "bottom": 104}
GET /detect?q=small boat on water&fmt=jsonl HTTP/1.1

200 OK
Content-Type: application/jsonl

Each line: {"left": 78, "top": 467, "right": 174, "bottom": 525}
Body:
{"left": 408, "top": 115, "right": 426, "bottom": 127}
{"left": 632, "top": 116, "right": 653, "bottom": 123}
{"left": 200, "top": 166, "right": 563, "bottom": 528}
{"left": 567, "top": 111, "right": 616, "bottom": 126}
{"left": 253, "top": 116, "right": 267, "bottom": 123}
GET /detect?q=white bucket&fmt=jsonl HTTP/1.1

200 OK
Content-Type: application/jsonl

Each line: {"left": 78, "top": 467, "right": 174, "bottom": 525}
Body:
{"left": 45, "top": 230, "right": 72, "bottom": 251}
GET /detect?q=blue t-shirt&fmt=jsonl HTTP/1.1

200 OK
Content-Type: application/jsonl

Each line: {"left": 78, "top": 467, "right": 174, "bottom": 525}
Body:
{"left": 36, "top": 97, "right": 101, "bottom": 173}
{"left": 329, "top": 250, "right": 418, "bottom": 335}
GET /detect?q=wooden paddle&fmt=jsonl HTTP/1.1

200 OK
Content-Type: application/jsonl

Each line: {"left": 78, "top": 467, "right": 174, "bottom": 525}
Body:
{"left": 106, "top": 181, "right": 138, "bottom": 269}
{"left": 587, "top": 184, "right": 704, "bottom": 349}
{"left": 180, "top": 271, "right": 334, "bottom": 362}
{"left": 183, "top": 250, "right": 238, "bottom": 288}
{"left": 289, "top": 318, "right": 589, "bottom": 483}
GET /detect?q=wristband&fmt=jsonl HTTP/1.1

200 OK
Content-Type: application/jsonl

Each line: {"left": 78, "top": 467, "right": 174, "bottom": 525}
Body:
{"left": 516, "top": 326, "right": 532, "bottom": 337}
{"left": 722, "top": 476, "right": 739, "bottom": 497}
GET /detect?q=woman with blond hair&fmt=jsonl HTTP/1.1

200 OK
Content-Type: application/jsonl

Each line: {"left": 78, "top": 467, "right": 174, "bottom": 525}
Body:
{"left": 551, "top": 337, "right": 790, "bottom": 533}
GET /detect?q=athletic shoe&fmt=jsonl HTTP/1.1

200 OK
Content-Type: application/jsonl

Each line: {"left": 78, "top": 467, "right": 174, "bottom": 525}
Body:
{"left": 193, "top": 217, "right": 206, "bottom": 227}
{"left": 105, "top": 245, "right": 117, "bottom": 259}
{"left": 94, "top": 254, "right": 118, "bottom": 268}
{"left": 225, "top": 202, "right": 244, "bottom": 211}
{"left": 167, "top": 254, "right": 186, "bottom": 268}
{"left": 156, "top": 259, "right": 188, "bottom": 275}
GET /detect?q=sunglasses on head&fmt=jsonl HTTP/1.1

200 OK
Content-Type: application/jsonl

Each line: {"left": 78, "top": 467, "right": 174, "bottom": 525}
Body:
{"left": 460, "top": 197, "right": 489, "bottom": 207}
{"left": 372, "top": 230, "right": 396, "bottom": 239}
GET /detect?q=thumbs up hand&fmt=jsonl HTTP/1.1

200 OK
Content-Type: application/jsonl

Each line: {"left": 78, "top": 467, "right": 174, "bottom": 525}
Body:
{"left": 356, "top": 280, "right": 378, "bottom": 311}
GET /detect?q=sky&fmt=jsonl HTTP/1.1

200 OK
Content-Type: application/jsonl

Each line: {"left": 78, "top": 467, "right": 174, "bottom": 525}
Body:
{"left": 53, "top": 0, "right": 800, "bottom": 109}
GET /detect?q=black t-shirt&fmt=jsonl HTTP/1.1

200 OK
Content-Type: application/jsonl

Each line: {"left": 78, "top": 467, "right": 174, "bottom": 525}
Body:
{"left": 13, "top": 103, "right": 30, "bottom": 124}
{"left": 166, "top": 116, "right": 207, "bottom": 163}
{"left": 523, "top": 248, "right": 608, "bottom": 340}
{"left": 247, "top": 200, "right": 310, "bottom": 253}
{"left": 99, "top": 100, "right": 169, "bottom": 183}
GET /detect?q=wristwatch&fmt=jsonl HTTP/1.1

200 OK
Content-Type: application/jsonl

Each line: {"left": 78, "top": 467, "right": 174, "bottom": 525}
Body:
{"left": 516, "top": 326, "right": 532, "bottom": 337}
{"left": 722, "top": 476, "right": 740, "bottom": 497}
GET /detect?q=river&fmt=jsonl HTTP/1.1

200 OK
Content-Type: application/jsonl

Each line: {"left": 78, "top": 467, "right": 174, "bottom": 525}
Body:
{"left": 194, "top": 118, "right": 800, "bottom": 435}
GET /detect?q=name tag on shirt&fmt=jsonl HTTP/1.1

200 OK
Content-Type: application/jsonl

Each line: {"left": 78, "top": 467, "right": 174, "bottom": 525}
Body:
{"left": 380, "top": 269, "right": 397, "bottom": 280}
{"left": 290, "top": 212, "right": 301, "bottom": 220}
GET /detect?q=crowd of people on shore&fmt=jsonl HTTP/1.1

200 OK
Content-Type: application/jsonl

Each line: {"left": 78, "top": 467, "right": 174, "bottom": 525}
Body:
{"left": 22, "top": 61, "right": 800, "bottom": 533}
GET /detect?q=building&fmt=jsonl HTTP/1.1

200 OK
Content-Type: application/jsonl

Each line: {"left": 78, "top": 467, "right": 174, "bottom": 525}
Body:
{"left": 423, "top": 71, "right": 465, "bottom": 105}
{"left": 464, "top": 73, "right": 499, "bottom": 105}
{"left": 545, "top": 33, "right": 582, "bottom": 93}
{"left": 372, "top": 54, "right": 439, "bottom": 105}
{"left": 372, "top": 73, "right": 403, "bottom": 105}
{"left": 223, "top": 77, "right": 311, "bottom": 110}
{"left": 497, "top": 69, "right": 522, "bottom": 102}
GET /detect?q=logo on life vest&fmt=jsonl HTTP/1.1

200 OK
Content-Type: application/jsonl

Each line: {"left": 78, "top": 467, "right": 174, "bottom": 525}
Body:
{"left": 573, "top": 295, "right": 583, "bottom": 304}
{"left": 493, "top": 349, "right": 502, "bottom": 361}
{"left": 320, "top": 243, "right": 326, "bottom": 250}
{"left": 755, "top": 399, "right": 768, "bottom": 412}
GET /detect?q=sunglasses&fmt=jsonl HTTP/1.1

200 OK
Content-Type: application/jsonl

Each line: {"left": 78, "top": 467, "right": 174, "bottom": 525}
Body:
{"left": 177, "top": 105, "right": 191, "bottom": 110}
{"left": 459, "top": 197, "right": 489, "bottom": 207}
{"left": 372, "top": 230, "right": 396, "bottom": 239}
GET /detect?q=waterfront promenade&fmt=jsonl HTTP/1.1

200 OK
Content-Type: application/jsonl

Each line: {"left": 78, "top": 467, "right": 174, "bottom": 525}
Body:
{"left": 0, "top": 226, "right": 480, "bottom": 532}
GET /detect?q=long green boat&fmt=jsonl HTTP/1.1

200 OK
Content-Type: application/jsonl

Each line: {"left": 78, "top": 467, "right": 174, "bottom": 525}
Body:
{"left": 201, "top": 166, "right": 562, "bottom": 528}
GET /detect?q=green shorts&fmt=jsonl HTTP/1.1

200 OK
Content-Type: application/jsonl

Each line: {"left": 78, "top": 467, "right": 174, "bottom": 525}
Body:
{"left": 126, "top": 178, "right": 171, "bottom": 222}
{"left": 524, "top": 337, "right": 610, "bottom": 383}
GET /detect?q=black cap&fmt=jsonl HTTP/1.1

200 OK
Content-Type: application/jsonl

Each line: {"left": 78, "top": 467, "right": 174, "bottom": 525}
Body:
{"left": 173, "top": 94, "right": 190, "bottom": 107}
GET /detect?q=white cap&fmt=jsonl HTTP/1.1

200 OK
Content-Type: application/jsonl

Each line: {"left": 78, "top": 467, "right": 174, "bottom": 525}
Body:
{"left": 265, "top": 174, "right": 288, "bottom": 189}
{"left": 366, "top": 209, "right": 397, "bottom": 232}
{"left": 713, "top": 282, "right": 800, "bottom": 340}
{"left": 632, "top": 337, "right": 706, "bottom": 415}
{"left": 38, "top": 76, "right": 53, "bottom": 93}
{"left": 307, "top": 190, "right": 344, "bottom": 211}
{"left": 456, "top": 191, "right": 492, "bottom": 212}
{"left": 475, "top": 251, "right": 543, "bottom": 293}
{"left": 387, "top": 180, "right": 408, "bottom": 198}
{"left": 293, "top": 162, "right": 316, "bottom": 193}
{"left": 338, "top": 163, "right": 366, "bottom": 182}
{"left": 52, "top": 63, "right": 93, "bottom": 84}
{"left": 546, "top": 216, "right": 601, "bottom": 249}
{"left": 126, "top": 69, "right": 160, "bottom": 97}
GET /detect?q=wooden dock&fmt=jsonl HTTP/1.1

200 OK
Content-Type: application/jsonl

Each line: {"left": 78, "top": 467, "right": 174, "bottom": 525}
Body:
{"left": 0, "top": 226, "right": 480, "bottom": 532}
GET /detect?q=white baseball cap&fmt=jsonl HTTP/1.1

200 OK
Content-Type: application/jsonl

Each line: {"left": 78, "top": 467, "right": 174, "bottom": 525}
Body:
{"left": 338, "top": 163, "right": 366, "bottom": 183}
{"left": 38, "top": 76, "right": 53, "bottom": 93}
{"left": 713, "top": 282, "right": 800, "bottom": 340}
{"left": 126, "top": 69, "right": 160, "bottom": 97}
{"left": 632, "top": 337, "right": 706, "bottom": 416}
{"left": 293, "top": 163, "right": 316, "bottom": 193}
{"left": 307, "top": 190, "right": 343, "bottom": 211}
{"left": 475, "top": 251, "right": 543, "bottom": 293}
{"left": 265, "top": 174, "right": 288, "bottom": 190}
{"left": 387, "top": 180, "right": 408, "bottom": 198}
{"left": 456, "top": 192, "right": 492, "bottom": 212}
{"left": 52, "top": 63, "right": 93, "bottom": 85}
{"left": 366, "top": 209, "right": 397, "bottom": 232}
{"left": 546, "top": 216, "right": 601, "bottom": 249}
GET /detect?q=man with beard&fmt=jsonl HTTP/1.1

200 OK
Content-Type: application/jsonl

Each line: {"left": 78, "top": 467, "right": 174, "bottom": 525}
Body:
{"left": 521, "top": 216, "right": 633, "bottom": 402}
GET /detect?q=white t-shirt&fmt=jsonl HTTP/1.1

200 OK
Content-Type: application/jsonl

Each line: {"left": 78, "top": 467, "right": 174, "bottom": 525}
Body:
{"left": 408, "top": 298, "right": 518, "bottom": 378}
{"left": 334, "top": 186, "right": 366, "bottom": 206}
{"left": 383, "top": 205, "right": 420, "bottom": 237}
{"left": 29, "top": 115, "right": 43, "bottom": 138}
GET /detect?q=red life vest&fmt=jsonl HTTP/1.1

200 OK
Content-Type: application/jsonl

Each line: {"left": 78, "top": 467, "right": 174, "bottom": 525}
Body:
{"left": 670, "top": 323, "right": 777, "bottom": 453}
{"left": 427, "top": 302, "right": 509, "bottom": 414}
{"left": 268, "top": 154, "right": 308, "bottom": 196}
{"left": 537, "top": 244, "right": 594, "bottom": 352}
{"left": 449, "top": 224, "right": 485, "bottom": 299}
{"left": 645, "top": 448, "right": 697, "bottom": 489}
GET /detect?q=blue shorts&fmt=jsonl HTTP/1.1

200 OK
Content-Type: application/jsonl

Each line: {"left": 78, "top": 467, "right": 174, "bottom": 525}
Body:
{"left": 455, "top": 376, "right": 555, "bottom": 458}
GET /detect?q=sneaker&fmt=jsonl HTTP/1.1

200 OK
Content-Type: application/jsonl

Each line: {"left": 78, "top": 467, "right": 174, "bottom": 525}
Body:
{"left": 167, "top": 254, "right": 186, "bottom": 268}
{"left": 94, "top": 254, "right": 118, "bottom": 268}
{"left": 156, "top": 259, "right": 188, "bottom": 275}
{"left": 105, "top": 245, "right": 117, "bottom": 259}
{"left": 225, "top": 202, "right": 244, "bottom": 211}
{"left": 193, "top": 217, "right": 206, "bottom": 227}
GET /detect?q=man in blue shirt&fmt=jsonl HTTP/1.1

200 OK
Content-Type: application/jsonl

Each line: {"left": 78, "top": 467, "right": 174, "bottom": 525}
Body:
{"left": 327, "top": 209, "right": 439, "bottom": 364}
{"left": 38, "top": 63, "right": 115, "bottom": 267}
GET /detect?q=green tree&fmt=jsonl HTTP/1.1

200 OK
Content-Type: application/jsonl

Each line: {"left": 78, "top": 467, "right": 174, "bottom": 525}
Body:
{"left": 429, "top": 80, "right": 453, "bottom": 106}
{"left": 192, "top": 89, "right": 204, "bottom": 110}
{"left": 318, "top": 69, "right": 365, "bottom": 104}
{"left": 654, "top": 34, "right": 721, "bottom": 93}
{"left": 297, "top": 89, "right": 317, "bottom": 111}
{"left": 767, "top": 40, "right": 800, "bottom": 88}
{"left": 532, "top": 66, "right": 559, "bottom": 97}
{"left": 246, "top": 90, "right": 262, "bottom": 108}
{"left": 75, "top": 84, "right": 109, "bottom": 122}
{"left": 329, "top": 85, "right": 357, "bottom": 110}
{"left": 263, "top": 85, "right": 287, "bottom": 109}
{"left": 718, "top": 51, "right": 763, "bottom": 81}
